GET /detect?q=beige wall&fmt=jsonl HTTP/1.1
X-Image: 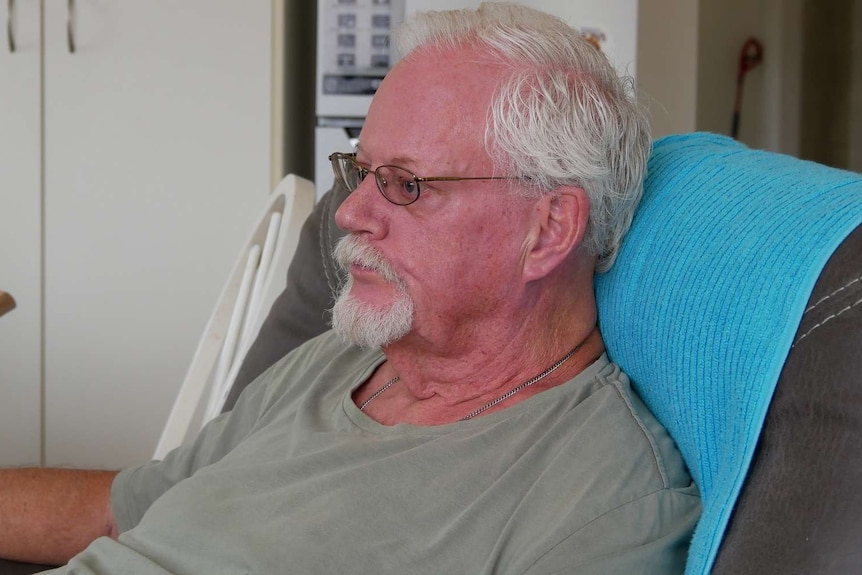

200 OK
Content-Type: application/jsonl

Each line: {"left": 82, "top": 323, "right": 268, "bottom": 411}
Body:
{"left": 637, "top": 0, "right": 860, "bottom": 171}
{"left": 696, "top": 0, "right": 766, "bottom": 142}
{"left": 636, "top": 0, "right": 699, "bottom": 138}
{"left": 852, "top": 0, "right": 862, "bottom": 171}
{"left": 800, "top": 0, "right": 857, "bottom": 168}
{"left": 758, "top": 0, "right": 802, "bottom": 156}
{"left": 636, "top": 0, "right": 776, "bottom": 146}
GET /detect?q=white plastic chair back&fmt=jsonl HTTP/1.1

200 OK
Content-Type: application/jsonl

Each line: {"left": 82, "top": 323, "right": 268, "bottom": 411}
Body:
{"left": 154, "top": 175, "right": 315, "bottom": 459}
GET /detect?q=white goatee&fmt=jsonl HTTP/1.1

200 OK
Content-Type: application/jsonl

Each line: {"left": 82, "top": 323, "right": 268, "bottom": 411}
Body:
{"left": 330, "top": 235, "right": 415, "bottom": 348}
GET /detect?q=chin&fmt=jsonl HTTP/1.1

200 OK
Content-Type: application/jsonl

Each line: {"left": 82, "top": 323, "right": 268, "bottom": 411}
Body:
{"left": 331, "top": 277, "right": 415, "bottom": 348}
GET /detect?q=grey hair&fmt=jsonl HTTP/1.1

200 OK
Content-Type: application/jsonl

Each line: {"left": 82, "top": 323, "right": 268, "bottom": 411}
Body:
{"left": 394, "top": 2, "right": 651, "bottom": 272}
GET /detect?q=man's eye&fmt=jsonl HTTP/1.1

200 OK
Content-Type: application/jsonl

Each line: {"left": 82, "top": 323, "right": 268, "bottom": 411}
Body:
{"left": 401, "top": 179, "right": 418, "bottom": 197}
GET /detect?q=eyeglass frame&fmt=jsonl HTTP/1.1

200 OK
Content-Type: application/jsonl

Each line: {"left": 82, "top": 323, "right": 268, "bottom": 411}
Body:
{"left": 329, "top": 152, "right": 524, "bottom": 206}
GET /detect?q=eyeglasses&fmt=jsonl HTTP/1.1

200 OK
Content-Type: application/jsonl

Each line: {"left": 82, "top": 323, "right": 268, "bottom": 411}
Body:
{"left": 329, "top": 152, "right": 522, "bottom": 206}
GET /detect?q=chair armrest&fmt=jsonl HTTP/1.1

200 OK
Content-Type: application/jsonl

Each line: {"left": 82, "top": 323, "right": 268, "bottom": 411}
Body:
{"left": 0, "top": 291, "right": 16, "bottom": 318}
{"left": 0, "top": 558, "right": 57, "bottom": 574}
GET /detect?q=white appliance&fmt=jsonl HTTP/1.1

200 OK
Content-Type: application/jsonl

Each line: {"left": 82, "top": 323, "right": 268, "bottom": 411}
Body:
{"left": 313, "top": 0, "right": 639, "bottom": 196}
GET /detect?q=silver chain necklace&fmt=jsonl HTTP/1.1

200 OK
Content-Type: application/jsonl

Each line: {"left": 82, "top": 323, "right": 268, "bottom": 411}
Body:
{"left": 358, "top": 376, "right": 400, "bottom": 411}
{"left": 358, "top": 344, "right": 581, "bottom": 421}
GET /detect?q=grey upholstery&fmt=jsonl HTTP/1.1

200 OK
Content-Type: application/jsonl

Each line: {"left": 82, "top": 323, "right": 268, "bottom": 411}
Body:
{"left": 713, "top": 225, "right": 862, "bottom": 573}
{"left": 0, "top": 560, "right": 53, "bottom": 574}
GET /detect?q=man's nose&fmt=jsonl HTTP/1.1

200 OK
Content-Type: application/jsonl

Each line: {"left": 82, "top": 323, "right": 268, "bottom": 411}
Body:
{"left": 333, "top": 176, "right": 387, "bottom": 237}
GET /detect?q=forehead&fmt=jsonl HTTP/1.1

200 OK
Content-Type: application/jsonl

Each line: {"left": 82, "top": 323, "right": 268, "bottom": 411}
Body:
{"left": 359, "top": 46, "right": 503, "bottom": 172}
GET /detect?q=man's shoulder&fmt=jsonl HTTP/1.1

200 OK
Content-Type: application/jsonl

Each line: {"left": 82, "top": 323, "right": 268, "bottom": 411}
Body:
{"left": 269, "top": 330, "right": 368, "bottom": 373}
{"left": 250, "top": 331, "right": 382, "bottom": 409}
{"left": 592, "top": 360, "right": 695, "bottom": 492}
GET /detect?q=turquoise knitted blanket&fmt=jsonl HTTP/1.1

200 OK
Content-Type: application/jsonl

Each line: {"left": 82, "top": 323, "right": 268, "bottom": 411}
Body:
{"left": 595, "top": 133, "right": 862, "bottom": 574}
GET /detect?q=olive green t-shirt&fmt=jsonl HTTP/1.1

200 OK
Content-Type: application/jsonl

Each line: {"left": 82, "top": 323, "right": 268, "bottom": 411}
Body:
{"left": 47, "top": 332, "right": 700, "bottom": 574}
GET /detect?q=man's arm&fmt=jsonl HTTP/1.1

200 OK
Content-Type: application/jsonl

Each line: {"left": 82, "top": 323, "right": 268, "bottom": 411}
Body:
{"left": 0, "top": 468, "right": 118, "bottom": 565}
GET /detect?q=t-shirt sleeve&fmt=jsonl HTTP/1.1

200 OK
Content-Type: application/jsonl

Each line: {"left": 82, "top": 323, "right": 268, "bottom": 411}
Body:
{"left": 110, "top": 364, "right": 283, "bottom": 533}
{"left": 522, "top": 485, "right": 701, "bottom": 575}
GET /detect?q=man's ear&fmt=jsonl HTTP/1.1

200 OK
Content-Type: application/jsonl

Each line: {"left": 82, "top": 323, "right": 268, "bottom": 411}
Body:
{"left": 522, "top": 186, "right": 590, "bottom": 282}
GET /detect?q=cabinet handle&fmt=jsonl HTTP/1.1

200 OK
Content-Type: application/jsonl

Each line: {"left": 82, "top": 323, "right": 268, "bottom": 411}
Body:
{"left": 7, "top": 0, "right": 15, "bottom": 53}
{"left": 67, "top": 0, "right": 75, "bottom": 53}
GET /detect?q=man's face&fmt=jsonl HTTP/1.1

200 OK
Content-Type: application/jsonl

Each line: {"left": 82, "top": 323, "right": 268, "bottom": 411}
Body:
{"left": 332, "top": 46, "right": 537, "bottom": 351}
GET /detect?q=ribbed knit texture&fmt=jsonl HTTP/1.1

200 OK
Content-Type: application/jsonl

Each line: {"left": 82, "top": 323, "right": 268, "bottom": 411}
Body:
{"left": 595, "top": 133, "right": 862, "bottom": 574}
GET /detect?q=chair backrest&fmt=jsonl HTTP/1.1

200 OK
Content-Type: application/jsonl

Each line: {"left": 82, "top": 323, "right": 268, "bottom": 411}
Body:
{"left": 154, "top": 174, "right": 315, "bottom": 460}
{"left": 221, "top": 182, "right": 351, "bottom": 412}
{"left": 595, "top": 133, "right": 862, "bottom": 573}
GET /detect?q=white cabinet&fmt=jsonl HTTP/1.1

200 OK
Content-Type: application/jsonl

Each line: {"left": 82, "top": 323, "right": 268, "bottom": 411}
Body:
{"left": 0, "top": 0, "right": 42, "bottom": 468}
{"left": 1, "top": 0, "right": 273, "bottom": 469}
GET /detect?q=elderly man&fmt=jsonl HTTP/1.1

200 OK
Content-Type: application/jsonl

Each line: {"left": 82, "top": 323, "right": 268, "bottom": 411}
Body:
{"left": 0, "top": 3, "right": 699, "bottom": 573}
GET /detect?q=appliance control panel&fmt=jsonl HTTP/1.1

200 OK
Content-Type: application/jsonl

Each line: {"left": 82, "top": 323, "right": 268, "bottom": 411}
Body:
{"left": 318, "top": 0, "right": 404, "bottom": 98}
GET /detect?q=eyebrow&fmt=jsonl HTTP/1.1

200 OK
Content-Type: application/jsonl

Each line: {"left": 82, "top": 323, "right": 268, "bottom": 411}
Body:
{"left": 355, "top": 148, "right": 422, "bottom": 172}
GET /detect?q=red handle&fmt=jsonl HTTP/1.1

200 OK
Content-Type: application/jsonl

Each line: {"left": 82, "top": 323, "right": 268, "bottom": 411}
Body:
{"left": 738, "top": 38, "right": 764, "bottom": 80}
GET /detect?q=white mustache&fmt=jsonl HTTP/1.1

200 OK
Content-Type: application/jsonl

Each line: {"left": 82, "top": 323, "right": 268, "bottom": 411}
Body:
{"left": 334, "top": 235, "right": 404, "bottom": 285}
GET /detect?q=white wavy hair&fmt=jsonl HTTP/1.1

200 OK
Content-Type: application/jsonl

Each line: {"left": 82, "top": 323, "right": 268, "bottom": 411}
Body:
{"left": 394, "top": 2, "right": 651, "bottom": 272}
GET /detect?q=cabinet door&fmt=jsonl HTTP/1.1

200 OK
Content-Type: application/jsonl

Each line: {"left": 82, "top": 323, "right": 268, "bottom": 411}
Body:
{"left": 43, "top": 1, "right": 272, "bottom": 468}
{"left": 0, "top": 0, "right": 42, "bottom": 466}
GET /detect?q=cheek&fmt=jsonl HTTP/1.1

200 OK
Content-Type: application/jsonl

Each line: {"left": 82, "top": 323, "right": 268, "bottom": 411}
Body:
{"left": 420, "top": 228, "right": 522, "bottom": 296}
{"left": 397, "top": 201, "right": 531, "bottom": 302}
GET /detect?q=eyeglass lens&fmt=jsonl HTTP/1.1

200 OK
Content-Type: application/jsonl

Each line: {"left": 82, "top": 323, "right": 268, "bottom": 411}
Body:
{"left": 331, "top": 154, "right": 421, "bottom": 206}
{"left": 375, "top": 166, "right": 420, "bottom": 205}
{"left": 332, "top": 155, "right": 364, "bottom": 191}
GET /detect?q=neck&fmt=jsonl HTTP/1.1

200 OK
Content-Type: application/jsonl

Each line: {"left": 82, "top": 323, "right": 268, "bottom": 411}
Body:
{"left": 357, "top": 255, "right": 605, "bottom": 424}
{"left": 360, "top": 326, "right": 604, "bottom": 426}
{"left": 371, "top": 289, "right": 604, "bottom": 422}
